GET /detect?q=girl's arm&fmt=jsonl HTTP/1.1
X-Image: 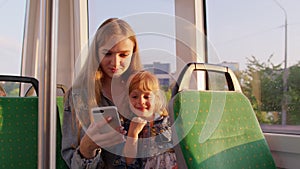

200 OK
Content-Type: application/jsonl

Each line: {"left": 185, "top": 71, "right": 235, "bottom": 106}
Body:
{"left": 123, "top": 117, "right": 147, "bottom": 164}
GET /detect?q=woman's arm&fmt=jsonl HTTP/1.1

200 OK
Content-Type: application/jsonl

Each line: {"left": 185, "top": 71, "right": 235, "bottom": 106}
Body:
{"left": 62, "top": 108, "right": 126, "bottom": 168}
{"left": 61, "top": 90, "right": 126, "bottom": 168}
{"left": 61, "top": 90, "right": 104, "bottom": 169}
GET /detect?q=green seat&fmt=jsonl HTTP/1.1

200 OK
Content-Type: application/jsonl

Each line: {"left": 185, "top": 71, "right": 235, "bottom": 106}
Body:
{"left": 56, "top": 96, "right": 68, "bottom": 169}
{"left": 0, "top": 97, "right": 38, "bottom": 168}
{"left": 0, "top": 96, "right": 68, "bottom": 169}
{"left": 172, "top": 90, "right": 276, "bottom": 169}
{"left": 57, "top": 96, "right": 64, "bottom": 128}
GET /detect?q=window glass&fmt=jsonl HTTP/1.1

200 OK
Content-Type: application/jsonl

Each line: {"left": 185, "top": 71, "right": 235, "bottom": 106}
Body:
{"left": 0, "top": 0, "right": 26, "bottom": 96}
{"left": 207, "top": 71, "right": 228, "bottom": 91}
{"left": 206, "top": 0, "right": 300, "bottom": 133}
{"left": 88, "top": 1, "right": 175, "bottom": 69}
{"left": 188, "top": 71, "right": 229, "bottom": 91}
{"left": 88, "top": 0, "right": 175, "bottom": 98}
{"left": 0, "top": 0, "right": 26, "bottom": 75}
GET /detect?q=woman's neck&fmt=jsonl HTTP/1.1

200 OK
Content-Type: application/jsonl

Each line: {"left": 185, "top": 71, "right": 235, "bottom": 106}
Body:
{"left": 102, "top": 78, "right": 112, "bottom": 100}
{"left": 102, "top": 77, "right": 124, "bottom": 101}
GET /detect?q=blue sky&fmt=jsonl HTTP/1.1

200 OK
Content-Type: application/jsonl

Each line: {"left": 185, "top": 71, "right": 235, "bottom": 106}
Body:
{"left": 88, "top": 0, "right": 177, "bottom": 72}
{"left": 88, "top": 0, "right": 300, "bottom": 71}
{"left": 0, "top": 0, "right": 299, "bottom": 75}
{"left": 0, "top": 0, "right": 26, "bottom": 75}
{"left": 206, "top": 0, "right": 300, "bottom": 69}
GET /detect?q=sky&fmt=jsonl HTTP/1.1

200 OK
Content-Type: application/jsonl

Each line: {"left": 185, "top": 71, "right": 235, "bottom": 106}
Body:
{"left": 206, "top": 0, "right": 300, "bottom": 70}
{"left": 88, "top": 0, "right": 177, "bottom": 72}
{"left": 0, "top": 0, "right": 26, "bottom": 75}
{"left": 0, "top": 0, "right": 299, "bottom": 75}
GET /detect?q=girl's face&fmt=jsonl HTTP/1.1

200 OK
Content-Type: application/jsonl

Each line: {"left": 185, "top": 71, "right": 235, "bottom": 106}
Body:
{"left": 129, "top": 89, "right": 155, "bottom": 121}
{"left": 98, "top": 38, "right": 134, "bottom": 79}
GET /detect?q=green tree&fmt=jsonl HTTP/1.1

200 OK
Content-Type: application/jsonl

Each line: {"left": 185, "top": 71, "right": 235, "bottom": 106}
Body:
{"left": 286, "top": 62, "right": 300, "bottom": 125}
{"left": 241, "top": 56, "right": 300, "bottom": 125}
{"left": 241, "top": 55, "right": 282, "bottom": 124}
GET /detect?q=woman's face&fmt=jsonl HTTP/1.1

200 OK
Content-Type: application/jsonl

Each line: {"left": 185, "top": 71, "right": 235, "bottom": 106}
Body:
{"left": 129, "top": 89, "right": 155, "bottom": 121}
{"left": 98, "top": 38, "right": 134, "bottom": 79}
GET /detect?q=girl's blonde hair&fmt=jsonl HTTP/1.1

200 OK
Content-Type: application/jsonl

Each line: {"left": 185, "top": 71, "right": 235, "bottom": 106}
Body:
{"left": 128, "top": 71, "right": 168, "bottom": 117}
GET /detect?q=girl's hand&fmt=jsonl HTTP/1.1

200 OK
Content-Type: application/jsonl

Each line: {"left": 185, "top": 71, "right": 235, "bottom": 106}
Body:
{"left": 79, "top": 116, "right": 125, "bottom": 158}
{"left": 123, "top": 117, "right": 147, "bottom": 162}
{"left": 127, "top": 117, "right": 147, "bottom": 138}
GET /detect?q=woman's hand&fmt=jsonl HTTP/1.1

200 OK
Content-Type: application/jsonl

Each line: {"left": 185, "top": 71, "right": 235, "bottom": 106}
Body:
{"left": 79, "top": 117, "right": 126, "bottom": 159}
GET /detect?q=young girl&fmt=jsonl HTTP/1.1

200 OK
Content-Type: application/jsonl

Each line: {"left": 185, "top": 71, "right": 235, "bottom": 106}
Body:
{"left": 122, "top": 71, "right": 177, "bottom": 169}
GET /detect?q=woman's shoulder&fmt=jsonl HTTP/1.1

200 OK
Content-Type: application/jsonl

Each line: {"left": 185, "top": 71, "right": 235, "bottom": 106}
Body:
{"left": 63, "top": 87, "right": 76, "bottom": 112}
{"left": 64, "top": 88, "right": 72, "bottom": 103}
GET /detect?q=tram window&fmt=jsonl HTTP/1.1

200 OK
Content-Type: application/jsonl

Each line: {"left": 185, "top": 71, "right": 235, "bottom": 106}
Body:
{"left": 206, "top": 1, "right": 300, "bottom": 133}
{"left": 188, "top": 71, "right": 229, "bottom": 91}
{"left": 0, "top": 1, "right": 26, "bottom": 96}
{"left": 0, "top": 82, "right": 19, "bottom": 96}
{"left": 207, "top": 71, "right": 228, "bottom": 91}
{"left": 0, "top": 1, "right": 26, "bottom": 76}
{"left": 88, "top": 0, "right": 176, "bottom": 74}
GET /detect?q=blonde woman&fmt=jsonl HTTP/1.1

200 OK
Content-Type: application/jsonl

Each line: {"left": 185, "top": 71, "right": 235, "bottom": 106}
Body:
{"left": 62, "top": 18, "right": 142, "bottom": 168}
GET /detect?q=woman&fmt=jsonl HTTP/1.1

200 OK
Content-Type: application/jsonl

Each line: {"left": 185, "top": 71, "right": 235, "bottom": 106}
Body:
{"left": 62, "top": 18, "right": 142, "bottom": 169}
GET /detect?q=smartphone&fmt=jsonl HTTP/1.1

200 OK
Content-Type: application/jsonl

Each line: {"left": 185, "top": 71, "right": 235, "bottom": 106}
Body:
{"left": 92, "top": 106, "right": 122, "bottom": 133}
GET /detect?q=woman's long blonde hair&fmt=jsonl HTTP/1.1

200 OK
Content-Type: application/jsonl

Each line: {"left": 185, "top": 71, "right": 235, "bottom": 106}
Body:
{"left": 70, "top": 18, "right": 142, "bottom": 129}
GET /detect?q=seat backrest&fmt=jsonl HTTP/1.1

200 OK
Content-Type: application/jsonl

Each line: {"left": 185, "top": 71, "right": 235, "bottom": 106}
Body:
{"left": 56, "top": 96, "right": 69, "bottom": 169}
{"left": 0, "top": 75, "right": 39, "bottom": 97}
{"left": 0, "top": 97, "right": 38, "bottom": 168}
{"left": 57, "top": 96, "right": 64, "bottom": 126}
{"left": 0, "top": 75, "right": 68, "bottom": 168}
{"left": 171, "top": 90, "right": 276, "bottom": 169}
{"left": 170, "top": 62, "right": 276, "bottom": 169}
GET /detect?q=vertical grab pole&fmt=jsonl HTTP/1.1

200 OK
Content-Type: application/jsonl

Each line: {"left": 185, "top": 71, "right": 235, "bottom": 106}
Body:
{"left": 50, "top": 0, "right": 59, "bottom": 168}
{"left": 38, "top": 0, "right": 58, "bottom": 168}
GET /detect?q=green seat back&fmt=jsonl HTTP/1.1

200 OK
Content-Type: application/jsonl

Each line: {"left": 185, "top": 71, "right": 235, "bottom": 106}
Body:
{"left": 0, "top": 96, "right": 68, "bottom": 169}
{"left": 56, "top": 96, "right": 68, "bottom": 169}
{"left": 57, "top": 96, "right": 64, "bottom": 126}
{"left": 0, "top": 97, "right": 38, "bottom": 168}
{"left": 172, "top": 91, "right": 276, "bottom": 169}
